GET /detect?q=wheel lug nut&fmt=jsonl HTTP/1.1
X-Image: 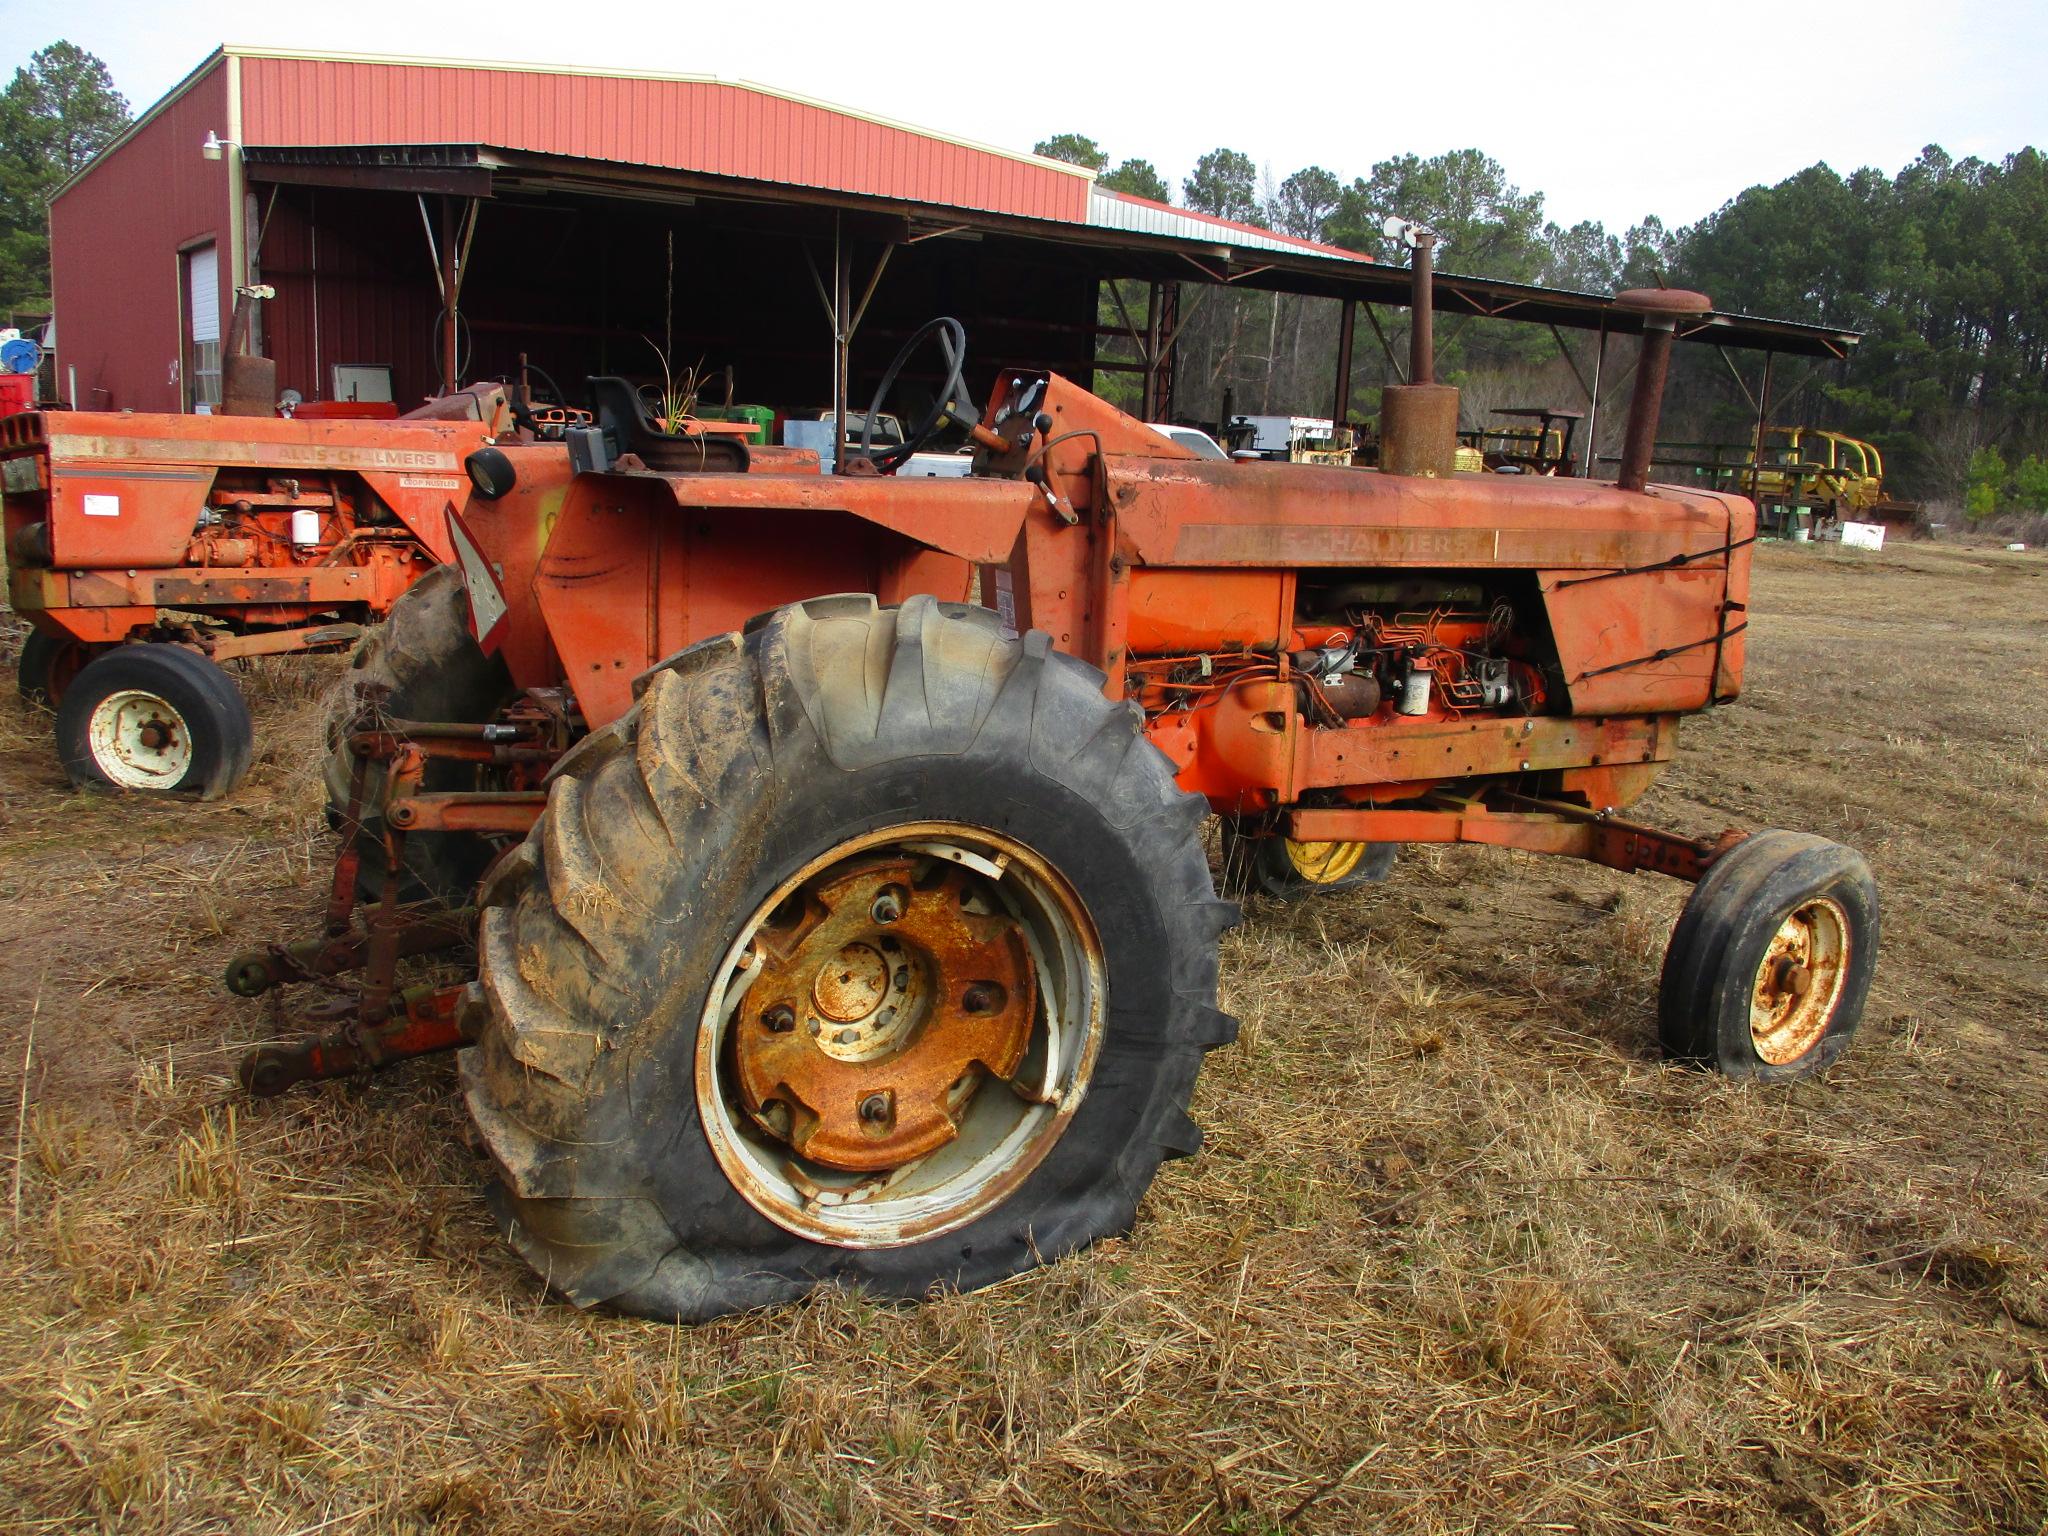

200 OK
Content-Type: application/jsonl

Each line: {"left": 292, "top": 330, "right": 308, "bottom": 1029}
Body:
{"left": 858, "top": 1092, "right": 891, "bottom": 1124}
{"left": 761, "top": 1003, "right": 795, "bottom": 1033}
{"left": 962, "top": 984, "right": 995, "bottom": 1015}
{"left": 870, "top": 885, "right": 908, "bottom": 924}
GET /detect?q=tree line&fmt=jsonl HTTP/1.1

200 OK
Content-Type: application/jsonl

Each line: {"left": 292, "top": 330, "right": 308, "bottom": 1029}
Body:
{"left": 1041, "top": 133, "right": 2047, "bottom": 510}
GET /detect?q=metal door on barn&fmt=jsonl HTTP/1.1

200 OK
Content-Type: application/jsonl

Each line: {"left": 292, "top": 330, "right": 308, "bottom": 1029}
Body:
{"left": 183, "top": 243, "right": 221, "bottom": 413}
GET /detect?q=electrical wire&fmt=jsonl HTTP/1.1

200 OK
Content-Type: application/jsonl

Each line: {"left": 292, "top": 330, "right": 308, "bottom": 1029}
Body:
{"left": 428, "top": 309, "right": 473, "bottom": 386}
{"left": 520, "top": 361, "right": 571, "bottom": 409}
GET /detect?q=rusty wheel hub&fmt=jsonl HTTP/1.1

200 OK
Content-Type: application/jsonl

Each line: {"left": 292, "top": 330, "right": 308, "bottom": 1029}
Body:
{"left": 1749, "top": 896, "right": 1851, "bottom": 1065}
{"left": 733, "top": 857, "right": 1036, "bottom": 1170}
{"left": 696, "top": 824, "right": 1106, "bottom": 1249}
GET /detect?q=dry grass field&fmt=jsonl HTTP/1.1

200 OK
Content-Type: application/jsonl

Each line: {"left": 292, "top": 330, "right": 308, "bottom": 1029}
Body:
{"left": 0, "top": 541, "right": 2043, "bottom": 1535}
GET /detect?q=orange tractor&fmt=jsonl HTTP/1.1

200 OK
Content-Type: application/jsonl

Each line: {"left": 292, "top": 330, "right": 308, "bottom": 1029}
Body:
{"left": 1, "top": 387, "right": 524, "bottom": 797}
{"left": 32, "top": 274, "right": 1876, "bottom": 1321}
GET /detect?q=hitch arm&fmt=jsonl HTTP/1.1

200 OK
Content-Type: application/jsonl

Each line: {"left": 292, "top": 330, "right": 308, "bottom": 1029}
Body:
{"left": 238, "top": 984, "right": 479, "bottom": 1097}
{"left": 224, "top": 908, "right": 477, "bottom": 997}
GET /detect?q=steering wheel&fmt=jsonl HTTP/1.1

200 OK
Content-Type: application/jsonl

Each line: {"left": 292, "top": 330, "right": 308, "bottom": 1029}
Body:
{"left": 861, "top": 316, "right": 976, "bottom": 472}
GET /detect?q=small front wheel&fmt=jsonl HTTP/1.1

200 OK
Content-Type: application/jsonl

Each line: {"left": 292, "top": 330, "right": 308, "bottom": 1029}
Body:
{"left": 55, "top": 644, "right": 254, "bottom": 799}
{"left": 1222, "top": 820, "right": 1397, "bottom": 900}
{"left": 1658, "top": 830, "right": 1878, "bottom": 1079}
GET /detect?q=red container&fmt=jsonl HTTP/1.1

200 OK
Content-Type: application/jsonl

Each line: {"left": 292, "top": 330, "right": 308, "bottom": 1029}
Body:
{"left": 0, "top": 372, "right": 34, "bottom": 417}
{"left": 287, "top": 399, "right": 399, "bottom": 421}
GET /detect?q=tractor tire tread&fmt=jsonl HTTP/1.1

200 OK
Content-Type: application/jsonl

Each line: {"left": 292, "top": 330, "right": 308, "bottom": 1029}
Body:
{"left": 465, "top": 595, "right": 1236, "bottom": 1320}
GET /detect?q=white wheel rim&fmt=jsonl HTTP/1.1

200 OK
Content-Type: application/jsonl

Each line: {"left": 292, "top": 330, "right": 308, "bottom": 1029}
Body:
{"left": 696, "top": 821, "right": 1106, "bottom": 1249}
{"left": 1749, "top": 895, "right": 1851, "bottom": 1065}
{"left": 86, "top": 689, "right": 194, "bottom": 788}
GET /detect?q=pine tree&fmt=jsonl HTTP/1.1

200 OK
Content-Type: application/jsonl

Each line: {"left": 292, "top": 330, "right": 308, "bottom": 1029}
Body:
{"left": 0, "top": 41, "right": 131, "bottom": 310}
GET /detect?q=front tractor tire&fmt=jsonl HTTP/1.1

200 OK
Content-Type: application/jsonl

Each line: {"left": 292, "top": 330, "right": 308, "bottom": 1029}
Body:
{"left": 463, "top": 594, "right": 1239, "bottom": 1321}
{"left": 1658, "top": 830, "right": 1878, "bottom": 1080}
{"left": 55, "top": 643, "right": 253, "bottom": 799}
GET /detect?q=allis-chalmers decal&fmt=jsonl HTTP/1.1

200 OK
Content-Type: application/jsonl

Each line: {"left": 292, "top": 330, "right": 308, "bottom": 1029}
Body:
{"left": 49, "top": 436, "right": 462, "bottom": 473}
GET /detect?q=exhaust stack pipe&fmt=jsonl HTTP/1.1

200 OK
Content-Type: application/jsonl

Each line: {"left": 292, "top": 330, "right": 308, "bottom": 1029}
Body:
{"left": 1612, "top": 288, "right": 1711, "bottom": 492}
{"left": 220, "top": 283, "right": 278, "bottom": 418}
{"left": 1379, "top": 223, "right": 1459, "bottom": 478}
{"left": 1408, "top": 230, "right": 1436, "bottom": 386}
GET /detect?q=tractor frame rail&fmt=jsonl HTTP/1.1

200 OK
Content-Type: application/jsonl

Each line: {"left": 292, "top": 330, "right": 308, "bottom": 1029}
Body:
{"left": 235, "top": 702, "right": 1750, "bottom": 1097}
{"left": 1285, "top": 794, "right": 1747, "bottom": 883}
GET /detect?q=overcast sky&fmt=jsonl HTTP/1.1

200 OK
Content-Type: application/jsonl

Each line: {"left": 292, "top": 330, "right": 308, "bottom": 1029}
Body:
{"left": 6, "top": 0, "right": 2043, "bottom": 235}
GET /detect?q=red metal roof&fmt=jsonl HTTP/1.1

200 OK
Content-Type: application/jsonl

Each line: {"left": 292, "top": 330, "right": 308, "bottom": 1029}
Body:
{"left": 236, "top": 52, "right": 1093, "bottom": 223}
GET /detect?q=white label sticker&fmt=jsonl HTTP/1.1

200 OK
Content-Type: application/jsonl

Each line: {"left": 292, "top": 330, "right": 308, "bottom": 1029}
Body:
{"left": 398, "top": 475, "right": 465, "bottom": 491}
{"left": 82, "top": 493, "right": 120, "bottom": 517}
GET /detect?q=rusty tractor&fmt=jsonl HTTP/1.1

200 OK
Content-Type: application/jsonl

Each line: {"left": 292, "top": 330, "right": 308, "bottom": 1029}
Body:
{"left": 140, "top": 274, "right": 1881, "bottom": 1323}
{"left": 0, "top": 386, "right": 530, "bottom": 797}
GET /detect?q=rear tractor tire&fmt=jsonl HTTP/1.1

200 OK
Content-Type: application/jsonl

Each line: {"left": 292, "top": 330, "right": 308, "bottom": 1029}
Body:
{"left": 323, "top": 564, "right": 513, "bottom": 905}
{"left": 1658, "top": 830, "right": 1877, "bottom": 1080}
{"left": 55, "top": 643, "right": 253, "bottom": 799}
{"left": 463, "top": 594, "right": 1240, "bottom": 1321}
{"left": 17, "top": 628, "right": 96, "bottom": 707}
{"left": 1222, "top": 819, "right": 1397, "bottom": 901}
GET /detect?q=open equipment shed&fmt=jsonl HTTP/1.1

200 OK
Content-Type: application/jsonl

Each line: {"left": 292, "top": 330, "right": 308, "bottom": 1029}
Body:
{"left": 50, "top": 47, "right": 1858, "bottom": 447}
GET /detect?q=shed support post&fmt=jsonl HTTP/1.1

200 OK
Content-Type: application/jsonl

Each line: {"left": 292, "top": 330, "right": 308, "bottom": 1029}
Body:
{"left": 834, "top": 229, "right": 851, "bottom": 474}
{"left": 1581, "top": 317, "right": 1608, "bottom": 477}
{"left": 421, "top": 193, "right": 477, "bottom": 396}
{"left": 1155, "top": 282, "right": 1180, "bottom": 419}
{"left": 1361, "top": 302, "right": 1406, "bottom": 384}
{"left": 1141, "top": 281, "right": 1163, "bottom": 420}
{"left": 804, "top": 220, "right": 894, "bottom": 473}
{"left": 1333, "top": 298, "right": 1356, "bottom": 424}
{"left": 1748, "top": 350, "right": 1775, "bottom": 504}
{"left": 440, "top": 197, "right": 459, "bottom": 395}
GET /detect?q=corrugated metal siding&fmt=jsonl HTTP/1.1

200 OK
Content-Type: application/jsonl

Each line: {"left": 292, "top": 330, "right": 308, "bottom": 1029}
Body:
{"left": 257, "top": 188, "right": 442, "bottom": 410}
{"left": 50, "top": 62, "right": 235, "bottom": 412}
{"left": 240, "top": 57, "right": 1091, "bottom": 222}
{"left": 1087, "top": 189, "right": 1373, "bottom": 264}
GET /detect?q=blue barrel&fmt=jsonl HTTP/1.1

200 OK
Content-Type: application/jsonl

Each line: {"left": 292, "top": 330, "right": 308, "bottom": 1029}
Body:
{"left": 0, "top": 337, "right": 40, "bottom": 375}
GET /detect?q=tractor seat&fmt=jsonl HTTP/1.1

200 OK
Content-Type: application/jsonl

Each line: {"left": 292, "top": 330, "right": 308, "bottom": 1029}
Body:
{"left": 586, "top": 376, "right": 750, "bottom": 474}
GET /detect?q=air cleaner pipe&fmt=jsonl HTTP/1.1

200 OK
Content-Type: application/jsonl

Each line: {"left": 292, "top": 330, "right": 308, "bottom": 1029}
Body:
{"left": 1613, "top": 288, "right": 1711, "bottom": 492}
